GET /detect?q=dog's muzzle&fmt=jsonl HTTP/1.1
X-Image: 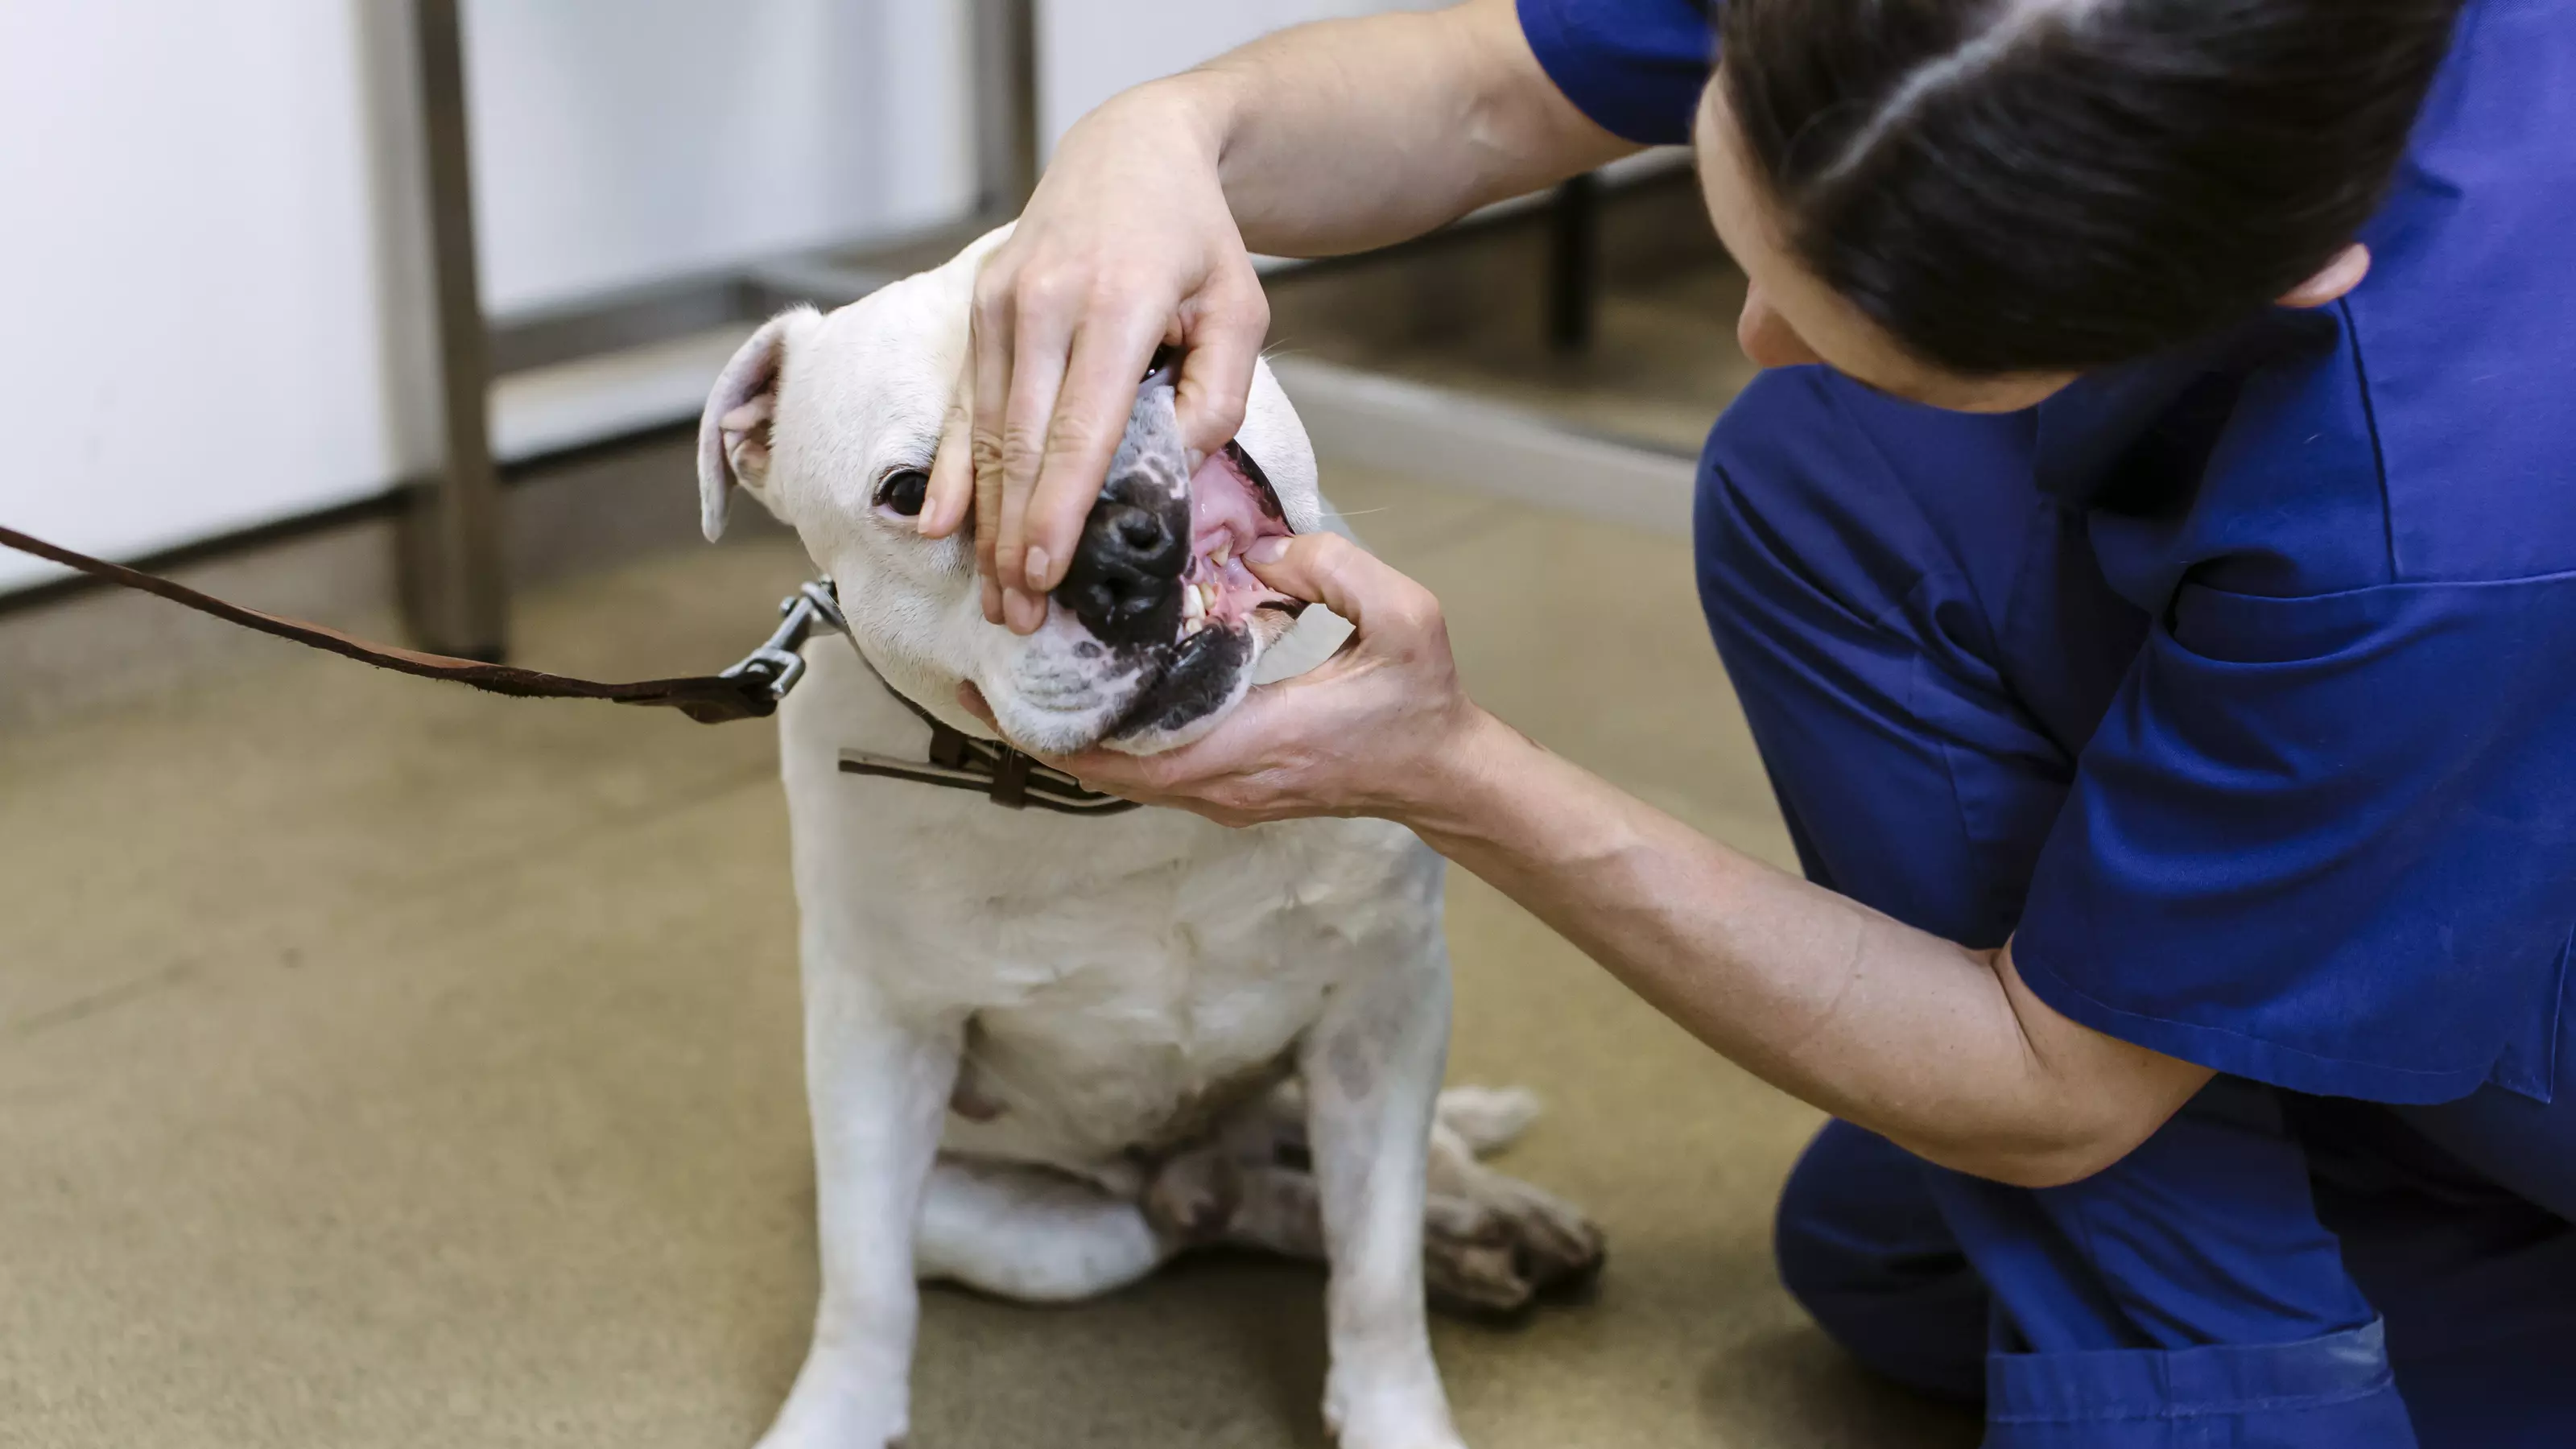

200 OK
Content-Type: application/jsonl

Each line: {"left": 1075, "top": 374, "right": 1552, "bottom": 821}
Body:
{"left": 1051, "top": 360, "right": 1193, "bottom": 649}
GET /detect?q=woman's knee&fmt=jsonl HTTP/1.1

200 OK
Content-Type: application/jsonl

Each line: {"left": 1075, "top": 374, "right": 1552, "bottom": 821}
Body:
{"left": 1773, "top": 1122, "right": 1989, "bottom": 1402}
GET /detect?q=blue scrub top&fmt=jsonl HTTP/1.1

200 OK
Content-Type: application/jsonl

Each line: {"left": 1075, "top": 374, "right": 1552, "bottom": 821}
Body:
{"left": 1521, "top": 0, "right": 2576, "bottom": 1111}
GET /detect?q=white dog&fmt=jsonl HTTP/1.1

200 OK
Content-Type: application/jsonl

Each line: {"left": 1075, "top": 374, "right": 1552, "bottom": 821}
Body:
{"left": 696, "top": 229, "right": 1601, "bottom": 1449}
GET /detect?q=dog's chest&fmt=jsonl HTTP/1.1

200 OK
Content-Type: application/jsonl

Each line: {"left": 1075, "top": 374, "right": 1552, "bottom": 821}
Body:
{"left": 907, "top": 819, "right": 1433, "bottom": 1162}
{"left": 955, "top": 880, "right": 1339, "bottom": 1154}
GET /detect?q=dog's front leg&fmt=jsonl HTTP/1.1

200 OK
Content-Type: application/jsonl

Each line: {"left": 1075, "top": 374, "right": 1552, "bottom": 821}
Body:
{"left": 757, "top": 960, "right": 959, "bottom": 1449}
{"left": 1302, "top": 945, "right": 1467, "bottom": 1449}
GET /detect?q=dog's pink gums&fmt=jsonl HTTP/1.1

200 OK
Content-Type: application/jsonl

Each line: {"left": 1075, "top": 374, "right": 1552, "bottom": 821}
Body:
{"left": 1184, "top": 449, "right": 1294, "bottom": 627}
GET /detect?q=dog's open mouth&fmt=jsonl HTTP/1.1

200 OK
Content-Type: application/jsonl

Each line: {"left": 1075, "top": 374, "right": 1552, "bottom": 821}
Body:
{"left": 1101, "top": 440, "right": 1299, "bottom": 744}
{"left": 1178, "top": 442, "right": 1297, "bottom": 638}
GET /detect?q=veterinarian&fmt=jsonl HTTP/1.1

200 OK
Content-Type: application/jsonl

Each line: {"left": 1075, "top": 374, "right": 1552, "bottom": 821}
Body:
{"left": 926, "top": 1, "right": 2576, "bottom": 1443}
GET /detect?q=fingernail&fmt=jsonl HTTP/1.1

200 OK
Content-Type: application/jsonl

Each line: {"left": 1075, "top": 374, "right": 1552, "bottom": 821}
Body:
{"left": 1023, "top": 545, "right": 1052, "bottom": 591}
{"left": 1247, "top": 537, "right": 1290, "bottom": 566}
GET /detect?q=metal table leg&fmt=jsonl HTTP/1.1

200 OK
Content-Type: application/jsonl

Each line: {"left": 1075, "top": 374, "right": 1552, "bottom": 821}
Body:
{"left": 401, "top": 0, "right": 508, "bottom": 661}
{"left": 972, "top": 0, "right": 1042, "bottom": 216}
{"left": 1547, "top": 171, "right": 1600, "bottom": 354}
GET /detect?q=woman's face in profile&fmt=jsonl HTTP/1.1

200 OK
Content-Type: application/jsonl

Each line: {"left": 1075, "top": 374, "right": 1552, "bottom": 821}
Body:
{"left": 1691, "top": 80, "right": 2081, "bottom": 415}
{"left": 1691, "top": 78, "right": 2373, "bottom": 416}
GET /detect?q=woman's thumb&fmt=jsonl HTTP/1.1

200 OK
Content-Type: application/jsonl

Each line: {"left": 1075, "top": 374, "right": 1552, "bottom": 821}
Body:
{"left": 1243, "top": 533, "right": 1426, "bottom": 634}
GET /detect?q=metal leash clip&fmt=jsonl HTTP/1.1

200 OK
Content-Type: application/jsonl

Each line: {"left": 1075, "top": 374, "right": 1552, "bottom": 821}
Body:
{"left": 720, "top": 579, "right": 848, "bottom": 706}
{"left": 713, "top": 576, "right": 1140, "bottom": 815}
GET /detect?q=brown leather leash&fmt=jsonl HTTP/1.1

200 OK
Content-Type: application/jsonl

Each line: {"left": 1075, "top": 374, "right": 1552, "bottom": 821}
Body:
{"left": 0, "top": 522, "right": 1140, "bottom": 815}
{"left": 2, "top": 522, "right": 788, "bottom": 724}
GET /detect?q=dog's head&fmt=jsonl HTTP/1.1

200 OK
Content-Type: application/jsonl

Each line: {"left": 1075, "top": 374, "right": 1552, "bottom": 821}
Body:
{"left": 696, "top": 229, "right": 1323, "bottom": 755}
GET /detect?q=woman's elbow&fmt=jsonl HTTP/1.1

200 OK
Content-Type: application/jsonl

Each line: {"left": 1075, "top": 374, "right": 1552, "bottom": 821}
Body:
{"left": 1969, "top": 1136, "right": 2136, "bottom": 1190}
{"left": 1934, "top": 1102, "right": 2177, "bottom": 1189}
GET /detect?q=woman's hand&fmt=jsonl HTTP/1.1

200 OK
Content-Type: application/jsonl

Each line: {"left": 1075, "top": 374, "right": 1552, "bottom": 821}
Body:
{"left": 968, "top": 534, "right": 1504, "bottom": 828}
{"left": 918, "top": 0, "right": 1631, "bottom": 639}
{"left": 919, "top": 80, "right": 1271, "bottom": 637}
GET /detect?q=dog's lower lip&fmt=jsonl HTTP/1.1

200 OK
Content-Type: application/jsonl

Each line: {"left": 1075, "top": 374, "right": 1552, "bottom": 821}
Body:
{"left": 1106, "top": 622, "right": 1236, "bottom": 738}
{"left": 1158, "top": 621, "right": 1228, "bottom": 675}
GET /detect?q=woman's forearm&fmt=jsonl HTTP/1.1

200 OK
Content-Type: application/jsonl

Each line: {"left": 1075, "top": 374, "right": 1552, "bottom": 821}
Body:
{"left": 1408, "top": 711, "right": 2210, "bottom": 1187}
{"left": 1006, "top": 350, "right": 2207, "bottom": 1189}
{"left": 1126, "top": 0, "right": 1637, "bottom": 258}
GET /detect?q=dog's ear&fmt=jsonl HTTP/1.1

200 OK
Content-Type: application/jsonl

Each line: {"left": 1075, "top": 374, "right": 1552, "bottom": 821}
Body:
{"left": 698, "top": 306, "right": 820, "bottom": 541}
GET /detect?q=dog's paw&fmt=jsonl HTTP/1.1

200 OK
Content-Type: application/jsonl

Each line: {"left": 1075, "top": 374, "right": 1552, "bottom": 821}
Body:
{"left": 1141, "top": 1144, "right": 1244, "bottom": 1245}
{"left": 1433, "top": 1085, "right": 1541, "bottom": 1158}
{"left": 1421, "top": 1173, "right": 1607, "bottom": 1319}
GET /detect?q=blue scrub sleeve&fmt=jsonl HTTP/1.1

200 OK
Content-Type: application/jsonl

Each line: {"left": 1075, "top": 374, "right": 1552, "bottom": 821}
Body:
{"left": 1514, "top": 0, "right": 1716, "bottom": 146}
{"left": 2013, "top": 575, "right": 2576, "bottom": 1105}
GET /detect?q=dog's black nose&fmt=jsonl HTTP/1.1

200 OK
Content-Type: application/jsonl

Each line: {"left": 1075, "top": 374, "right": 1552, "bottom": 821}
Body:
{"left": 1055, "top": 366, "right": 1192, "bottom": 647}
{"left": 1055, "top": 479, "right": 1187, "bottom": 646}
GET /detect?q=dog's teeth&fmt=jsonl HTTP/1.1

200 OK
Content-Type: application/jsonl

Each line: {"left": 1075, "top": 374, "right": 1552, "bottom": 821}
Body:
{"left": 1180, "top": 617, "right": 1205, "bottom": 638}
{"left": 1212, "top": 543, "right": 1231, "bottom": 568}
{"left": 1181, "top": 581, "right": 1205, "bottom": 620}
{"left": 1201, "top": 581, "right": 1220, "bottom": 613}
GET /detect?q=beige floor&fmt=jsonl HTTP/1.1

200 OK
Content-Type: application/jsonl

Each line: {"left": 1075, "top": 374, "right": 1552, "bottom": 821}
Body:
{"left": 0, "top": 464, "right": 1979, "bottom": 1449}
{"left": 1290, "top": 266, "right": 1760, "bottom": 456}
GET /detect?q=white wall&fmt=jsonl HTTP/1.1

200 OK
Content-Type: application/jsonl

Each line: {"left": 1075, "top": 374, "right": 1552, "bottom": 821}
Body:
{"left": 0, "top": 2, "right": 411, "bottom": 594}
{"left": 0, "top": 1, "right": 1440, "bottom": 595}
{"left": 0, "top": 2, "right": 976, "bottom": 593}
{"left": 464, "top": 0, "right": 971, "bottom": 316}
{"left": 1038, "top": 0, "right": 1439, "bottom": 155}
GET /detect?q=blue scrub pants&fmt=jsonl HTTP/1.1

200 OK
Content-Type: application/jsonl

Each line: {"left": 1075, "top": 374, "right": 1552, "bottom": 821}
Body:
{"left": 1695, "top": 368, "right": 2576, "bottom": 1447}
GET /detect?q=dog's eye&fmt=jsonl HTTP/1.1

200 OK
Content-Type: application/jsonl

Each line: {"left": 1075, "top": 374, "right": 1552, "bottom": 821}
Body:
{"left": 876, "top": 469, "right": 930, "bottom": 517}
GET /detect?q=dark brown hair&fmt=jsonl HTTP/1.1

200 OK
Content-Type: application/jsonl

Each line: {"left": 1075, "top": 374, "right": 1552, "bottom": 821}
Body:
{"left": 1719, "top": 0, "right": 2468, "bottom": 374}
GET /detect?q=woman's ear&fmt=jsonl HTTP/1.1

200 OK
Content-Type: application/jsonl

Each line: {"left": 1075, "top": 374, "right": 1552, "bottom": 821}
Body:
{"left": 2279, "top": 245, "right": 2373, "bottom": 310}
{"left": 697, "top": 306, "right": 821, "bottom": 541}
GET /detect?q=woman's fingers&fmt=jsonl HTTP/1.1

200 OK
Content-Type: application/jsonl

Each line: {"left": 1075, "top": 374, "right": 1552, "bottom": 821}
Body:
{"left": 1172, "top": 260, "right": 1268, "bottom": 460}
{"left": 960, "top": 258, "right": 1268, "bottom": 622}
{"left": 996, "top": 275, "right": 1085, "bottom": 633}
{"left": 1051, "top": 705, "right": 1283, "bottom": 806}
{"left": 967, "top": 266, "right": 1019, "bottom": 623}
{"left": 1243, "top": 532, "right": 1442, "bottom": 644}
{"left": 969, "top": 254, "right": 1226, "bottom": 630}
{"left": 1018, "top": 297, "right": 1174, "bottom": 596}
{"left": 961, "top": 539, "right": 1474, "bottom": 828}
{"left": 920, "top": 354, "right": 976, "bottom": 540}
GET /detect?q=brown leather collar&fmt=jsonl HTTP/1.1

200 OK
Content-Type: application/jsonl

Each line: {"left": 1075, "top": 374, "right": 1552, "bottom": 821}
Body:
{"left": 832, "top": 621, "right": 1142, "bottom": 816}
{"left": 839, "top": 703, "right": 1142, "bottom": 815}
{"left": 0, "top": 522, "right": 1140, "bottom": 815}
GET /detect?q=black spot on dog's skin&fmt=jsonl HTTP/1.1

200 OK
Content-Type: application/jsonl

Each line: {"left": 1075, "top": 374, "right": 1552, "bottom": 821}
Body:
{"left": 1074, "top": 641, "right": 1104, "bottom": 659}
{"left": 1108, "top": 625, "right": 1251, "bottom": 739}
